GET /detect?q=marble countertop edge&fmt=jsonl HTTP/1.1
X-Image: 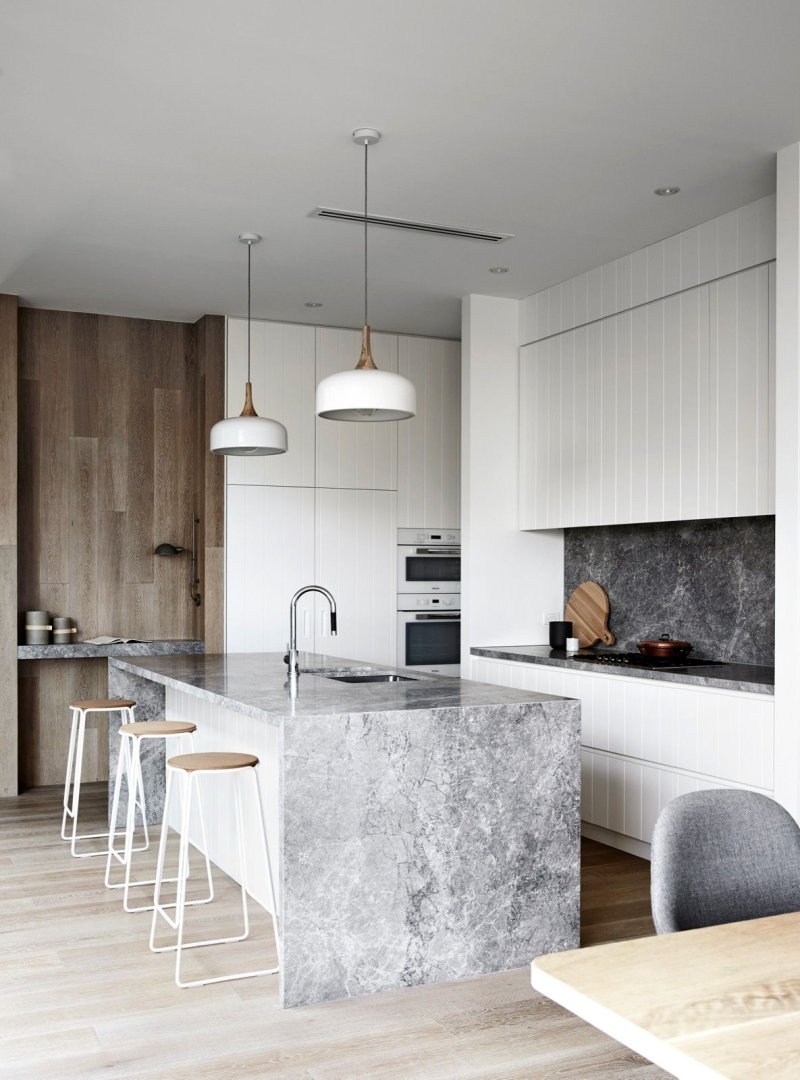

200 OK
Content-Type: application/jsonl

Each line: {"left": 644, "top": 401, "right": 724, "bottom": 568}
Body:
{"left": 470, "top": 646, "right": 775, "bottom": 696}
{"left": 109, "top": 653, "right": 578, "bottom": 723}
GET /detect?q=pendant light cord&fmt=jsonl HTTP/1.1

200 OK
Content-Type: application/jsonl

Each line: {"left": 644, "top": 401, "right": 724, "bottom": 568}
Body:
{"left": 247, "top": 239, "right": 252, "bottom": 383}
{"left": 364, "top": 139, "right": 369, "bottom": 328}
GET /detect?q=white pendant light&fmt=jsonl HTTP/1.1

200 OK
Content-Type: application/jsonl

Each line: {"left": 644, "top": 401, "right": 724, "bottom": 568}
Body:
{"left": 316, "top": 129, "right": 416, "bottom": 422}
{"left": 210, "top": 234, "right": 288, "bottom": 456}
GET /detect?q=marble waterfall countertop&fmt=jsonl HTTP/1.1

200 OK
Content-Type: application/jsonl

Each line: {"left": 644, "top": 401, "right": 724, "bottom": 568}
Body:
{"left": 108, "top": 650, "right": 582, "bottom": 1008}
{"left": 108, "top": 650, "right": 573, "bottom": 720}
{"left": 471, "top": 645, "right": 774, "bottom": 695}
{"left": 18, "top": 639, "right": 203, "bottom": 660}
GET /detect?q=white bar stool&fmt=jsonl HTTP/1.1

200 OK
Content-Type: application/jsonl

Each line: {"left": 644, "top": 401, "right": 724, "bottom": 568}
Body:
{"left": 61, "top": 698, "right": 137, "bottom": 858}
{"left": 150, "top": 751, "right": 280, "bottom": 989}
{"left": 105, "top": 720, "right": 214, "bottom": 913}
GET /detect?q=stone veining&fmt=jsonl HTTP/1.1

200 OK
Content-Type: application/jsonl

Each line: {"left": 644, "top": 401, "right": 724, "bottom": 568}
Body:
{"left": 565, "top": 515, "right": 774, "bottom": 664}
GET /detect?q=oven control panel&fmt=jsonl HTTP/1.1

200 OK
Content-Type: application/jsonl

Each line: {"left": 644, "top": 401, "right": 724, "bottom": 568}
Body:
{"left": 397, "top": 528, "right": 460, "bottom": 546}
{"left": 397, "top": 594, "right": 460, "bottom": 611}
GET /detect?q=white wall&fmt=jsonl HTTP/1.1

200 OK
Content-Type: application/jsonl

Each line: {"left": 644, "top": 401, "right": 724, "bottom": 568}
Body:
{"left": 775, "top": 145, "right": 800, "bottom": 821}
{"left": 461, "top": 294, "right": 563, "bottom": 667}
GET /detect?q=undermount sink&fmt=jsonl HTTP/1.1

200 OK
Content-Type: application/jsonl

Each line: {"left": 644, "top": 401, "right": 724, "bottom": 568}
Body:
{"left": 318, "top": 672, "right": 417, "bottom": 684}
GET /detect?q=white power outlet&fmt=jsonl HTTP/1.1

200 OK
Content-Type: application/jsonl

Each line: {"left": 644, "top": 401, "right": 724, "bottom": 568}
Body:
{"left": 542, "top": 611, "right": 562, "bottom": 625}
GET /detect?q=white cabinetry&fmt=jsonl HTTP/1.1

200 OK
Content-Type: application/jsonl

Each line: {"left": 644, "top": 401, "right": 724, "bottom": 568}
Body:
{"left": 315, "top": 328, "right": 398, "bottom": 491}
{"left": 397, "top": 336, "right": 461, "bottom": 528}
{"left": 315, "top": 488, "right": 397, "bottom": 665}
{"left": 225, "top": 485, "right": 316, "bottom": 653}
{"left": 470, "top": 655, "right": 775, "bottom": 855}
{"left": 709, "top": 264, "right": 773, "bottom": 517}
{"left": 519, "top": 264, "right": 774, "bottom": 529}
{"left": 225, "top": 319, "right": 459, "bottom": 666}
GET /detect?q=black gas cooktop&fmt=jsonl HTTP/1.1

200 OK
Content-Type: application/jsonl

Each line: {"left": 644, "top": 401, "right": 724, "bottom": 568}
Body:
{"left": 570, "top": 651, "right": 724, "bottom": 670}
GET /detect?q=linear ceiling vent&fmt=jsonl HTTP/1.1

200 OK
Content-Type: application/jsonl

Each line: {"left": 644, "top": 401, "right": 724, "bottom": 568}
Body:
{"left": 311, "top": 206, "right": 513, "bottom": 243}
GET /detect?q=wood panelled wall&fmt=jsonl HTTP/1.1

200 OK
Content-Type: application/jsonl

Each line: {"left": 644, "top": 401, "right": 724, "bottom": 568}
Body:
{"left": 0, "top": 296, "right": 19, "bottom": 797}
{"left": 17, "top": 308, "right": 224, "bottom": 788}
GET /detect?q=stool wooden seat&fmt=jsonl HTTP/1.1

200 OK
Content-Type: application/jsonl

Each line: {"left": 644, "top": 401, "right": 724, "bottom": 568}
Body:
{"left": 70, "top": 698, "right": 136, "bottom": 710}
{"left": 168, "top": 752, "right": 259, "bottom": 772}
{"left": 120, "top": 721, "right": 197, "bottom": 737}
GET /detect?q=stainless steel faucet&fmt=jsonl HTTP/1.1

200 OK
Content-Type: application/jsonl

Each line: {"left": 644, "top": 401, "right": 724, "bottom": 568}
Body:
{"left": 287, "top": 586, "right": 337, "bottom": 691}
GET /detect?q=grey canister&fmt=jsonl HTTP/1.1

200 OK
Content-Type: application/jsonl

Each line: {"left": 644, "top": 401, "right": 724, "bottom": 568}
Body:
{"left": 52, "top": 617, "right": 76, "bottom": 645}
{"left": 25, "top": 611, "right": 52, "bottom": 645}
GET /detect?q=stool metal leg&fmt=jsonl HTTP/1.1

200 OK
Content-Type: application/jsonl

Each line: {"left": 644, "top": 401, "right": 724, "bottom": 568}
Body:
{"left": 60, "top": 708, "right": 80, "bottom": 841}
{"left": 105, "top": 732, "right": 150, "bottom": 895}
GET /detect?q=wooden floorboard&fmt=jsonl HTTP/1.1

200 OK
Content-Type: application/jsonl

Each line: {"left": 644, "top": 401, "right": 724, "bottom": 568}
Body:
{"left": 0, "top": 786, "right": 667, "bottom": 1079}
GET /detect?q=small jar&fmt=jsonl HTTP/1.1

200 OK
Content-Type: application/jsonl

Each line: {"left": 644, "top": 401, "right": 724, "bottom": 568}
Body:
{"left": 25, "top": 611, "right": 52, "bottom": 645}
{"left": 52, "top": 617, "right": 77, "bottom": 645}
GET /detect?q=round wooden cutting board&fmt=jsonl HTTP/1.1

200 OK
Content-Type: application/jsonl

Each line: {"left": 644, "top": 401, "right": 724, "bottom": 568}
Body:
{"left": 564, "top": 581, "right": 616, "bottom": 648}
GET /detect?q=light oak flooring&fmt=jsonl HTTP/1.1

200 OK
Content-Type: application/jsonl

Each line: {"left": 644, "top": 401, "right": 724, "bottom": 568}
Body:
{"left": 0, "top": 785, "right": 668, "bottom": 1080}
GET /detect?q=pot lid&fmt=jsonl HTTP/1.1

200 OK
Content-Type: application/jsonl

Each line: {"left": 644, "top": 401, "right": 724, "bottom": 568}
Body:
{"left": 639, "top": 635, "right": 692, "bottom": 649}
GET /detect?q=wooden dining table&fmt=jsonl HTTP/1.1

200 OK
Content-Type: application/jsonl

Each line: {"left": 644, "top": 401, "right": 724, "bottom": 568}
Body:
{"left": 530, "top": 911, "right": 800, "bottom": 1079}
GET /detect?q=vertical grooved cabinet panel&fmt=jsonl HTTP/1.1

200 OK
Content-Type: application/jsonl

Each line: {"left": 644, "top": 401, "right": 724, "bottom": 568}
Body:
{"left": 314, "top": 488, "right": 397, "bottom": 666}
{"left": 225, "top": 319, "right": 316, "bottom": 487}
{"left": 518, "top": 341, "right": 548, "bottom": 529}
{"left": 518, "top": 269, "right": 774, "bottom": 529}
{"left": 599, "top": 317, "right": 617, "bottom": 523}
{"left": 709, "top": 265, "right": 772, "bottom": 517}
{"left": 397, "top": 336, "right": 460, "bottom": 528}
{"left": 315, "top": 328, "right": 398, "bottom": 490}
{"left": 225, "top": 486, "right": 315, "bottom": 653}
{"left": 546, "top": 336, "right": 561, "bottom": 527}
{"left": 645, "top": 299, "right": 665, "bottom": 521}
{"left": 469, "top": 656, "right": 774, "bottom": 849}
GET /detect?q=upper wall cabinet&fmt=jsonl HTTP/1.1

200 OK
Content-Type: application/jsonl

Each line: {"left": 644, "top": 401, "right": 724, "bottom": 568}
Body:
{"left": 315, "top": 328, "right": 398, "bottom": 491}
{"left": 226, "top": 319, "right": 316, "bottom": 487}
{"left": 397, "top": 336, "right": 461, "bottom": 528}
{"left": 709, "top": 264, "right": 773, "bottom": 518}
{"left": 519, "top": 264, "right": 774, "bottom": 530}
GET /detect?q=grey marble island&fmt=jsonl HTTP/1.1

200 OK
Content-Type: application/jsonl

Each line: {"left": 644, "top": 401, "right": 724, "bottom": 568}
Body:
{"left": 108, "top": 652, "right": 580, "bottom": 1008}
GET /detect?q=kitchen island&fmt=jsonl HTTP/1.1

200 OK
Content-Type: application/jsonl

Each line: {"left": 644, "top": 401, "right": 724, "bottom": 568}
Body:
{"left": 107, "top": 652, "right": 580, "bottom": 1007}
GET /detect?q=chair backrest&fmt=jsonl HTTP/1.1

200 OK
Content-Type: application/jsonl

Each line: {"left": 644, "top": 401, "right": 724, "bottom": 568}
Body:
{"left": 650, "top": 789, "right": 800, "bottom": 934}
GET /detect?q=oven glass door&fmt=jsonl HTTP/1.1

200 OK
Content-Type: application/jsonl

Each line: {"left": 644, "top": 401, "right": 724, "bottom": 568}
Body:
{"left": 398, "top": 547, "right": 461, "bottom": 593}
{"left": 401, "top": 613, "right": 461, "bottom": 670}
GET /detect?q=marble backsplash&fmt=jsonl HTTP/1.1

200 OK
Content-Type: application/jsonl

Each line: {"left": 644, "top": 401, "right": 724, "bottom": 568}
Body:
{"left": 564, "top": 516, "right": 775, "bottom": 664}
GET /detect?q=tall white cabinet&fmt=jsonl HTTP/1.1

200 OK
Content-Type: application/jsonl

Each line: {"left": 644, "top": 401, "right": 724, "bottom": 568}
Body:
{"left": 224, "top": 319, "right": 459, "bottom": 665}
{"left": 519, "top": 262, "right": 774, "bottom": 529}
{"left": 397, "top": 335, "right": 461, "bottom": 528}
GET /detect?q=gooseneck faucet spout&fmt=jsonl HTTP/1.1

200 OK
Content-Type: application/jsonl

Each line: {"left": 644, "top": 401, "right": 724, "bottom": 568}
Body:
{"left": 287, "top": 585, "right": 337, "bottom": 691}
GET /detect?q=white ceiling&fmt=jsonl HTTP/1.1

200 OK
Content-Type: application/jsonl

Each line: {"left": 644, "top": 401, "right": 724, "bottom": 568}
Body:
{"left": 2, "top": 0, "right": 800, "bottom": 338}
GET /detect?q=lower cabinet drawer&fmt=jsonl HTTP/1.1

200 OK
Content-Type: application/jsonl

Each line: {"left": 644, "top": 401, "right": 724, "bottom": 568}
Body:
{"left": 580, "top": 748, "right": 770, "bottom": 844}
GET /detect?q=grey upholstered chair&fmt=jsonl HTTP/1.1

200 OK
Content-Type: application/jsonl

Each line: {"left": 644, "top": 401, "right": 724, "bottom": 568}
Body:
{"left": 650, "top": 789, "right": 800, "bottom": 934}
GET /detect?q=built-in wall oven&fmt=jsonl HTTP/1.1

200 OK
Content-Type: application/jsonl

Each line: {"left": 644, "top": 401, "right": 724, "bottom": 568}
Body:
{"left": 397, "top": 595, "right": 461, "bottom": 677}
{"left": 397, "top": 528, "right": 460, "bottom": 595}
{"left": 397, "top": 529, "right": 461, "bottom": 676}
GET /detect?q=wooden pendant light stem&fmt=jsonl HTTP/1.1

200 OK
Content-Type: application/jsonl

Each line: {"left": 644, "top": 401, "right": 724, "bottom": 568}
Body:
{"left": 240, "top": 381, "right": 258, "bottom": 417}
{"left": 355, "top": 325, "right": 378, "bottom": 370}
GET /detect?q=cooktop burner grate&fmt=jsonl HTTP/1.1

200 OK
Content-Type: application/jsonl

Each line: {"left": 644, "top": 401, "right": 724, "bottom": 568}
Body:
{"left": 567, "top": 651, "right": 724, "bottom": 669}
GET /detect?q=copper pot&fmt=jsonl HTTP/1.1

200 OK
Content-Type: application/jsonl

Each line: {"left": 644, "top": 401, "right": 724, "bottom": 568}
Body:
{"left": 638, "top": 635, "right": 693, "bottom": 659}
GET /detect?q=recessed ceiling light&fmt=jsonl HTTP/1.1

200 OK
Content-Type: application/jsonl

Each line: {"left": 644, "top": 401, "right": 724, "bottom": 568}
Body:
{"left": 489, "top": 266, "right": 510, "bottom": 274}
{"left": 305, "top": 301, "right": 323, "bottom": 307}
{"left": 654, "top": 186, "right": 680, "bottom": 196}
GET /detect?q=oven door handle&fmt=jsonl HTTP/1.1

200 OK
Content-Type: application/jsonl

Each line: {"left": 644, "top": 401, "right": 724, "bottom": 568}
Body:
{"left": 411, "top": 612, "right": 461, "bottom": 620}
{"left": 408, "top": 548, "right": 461, "bottom": 556}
